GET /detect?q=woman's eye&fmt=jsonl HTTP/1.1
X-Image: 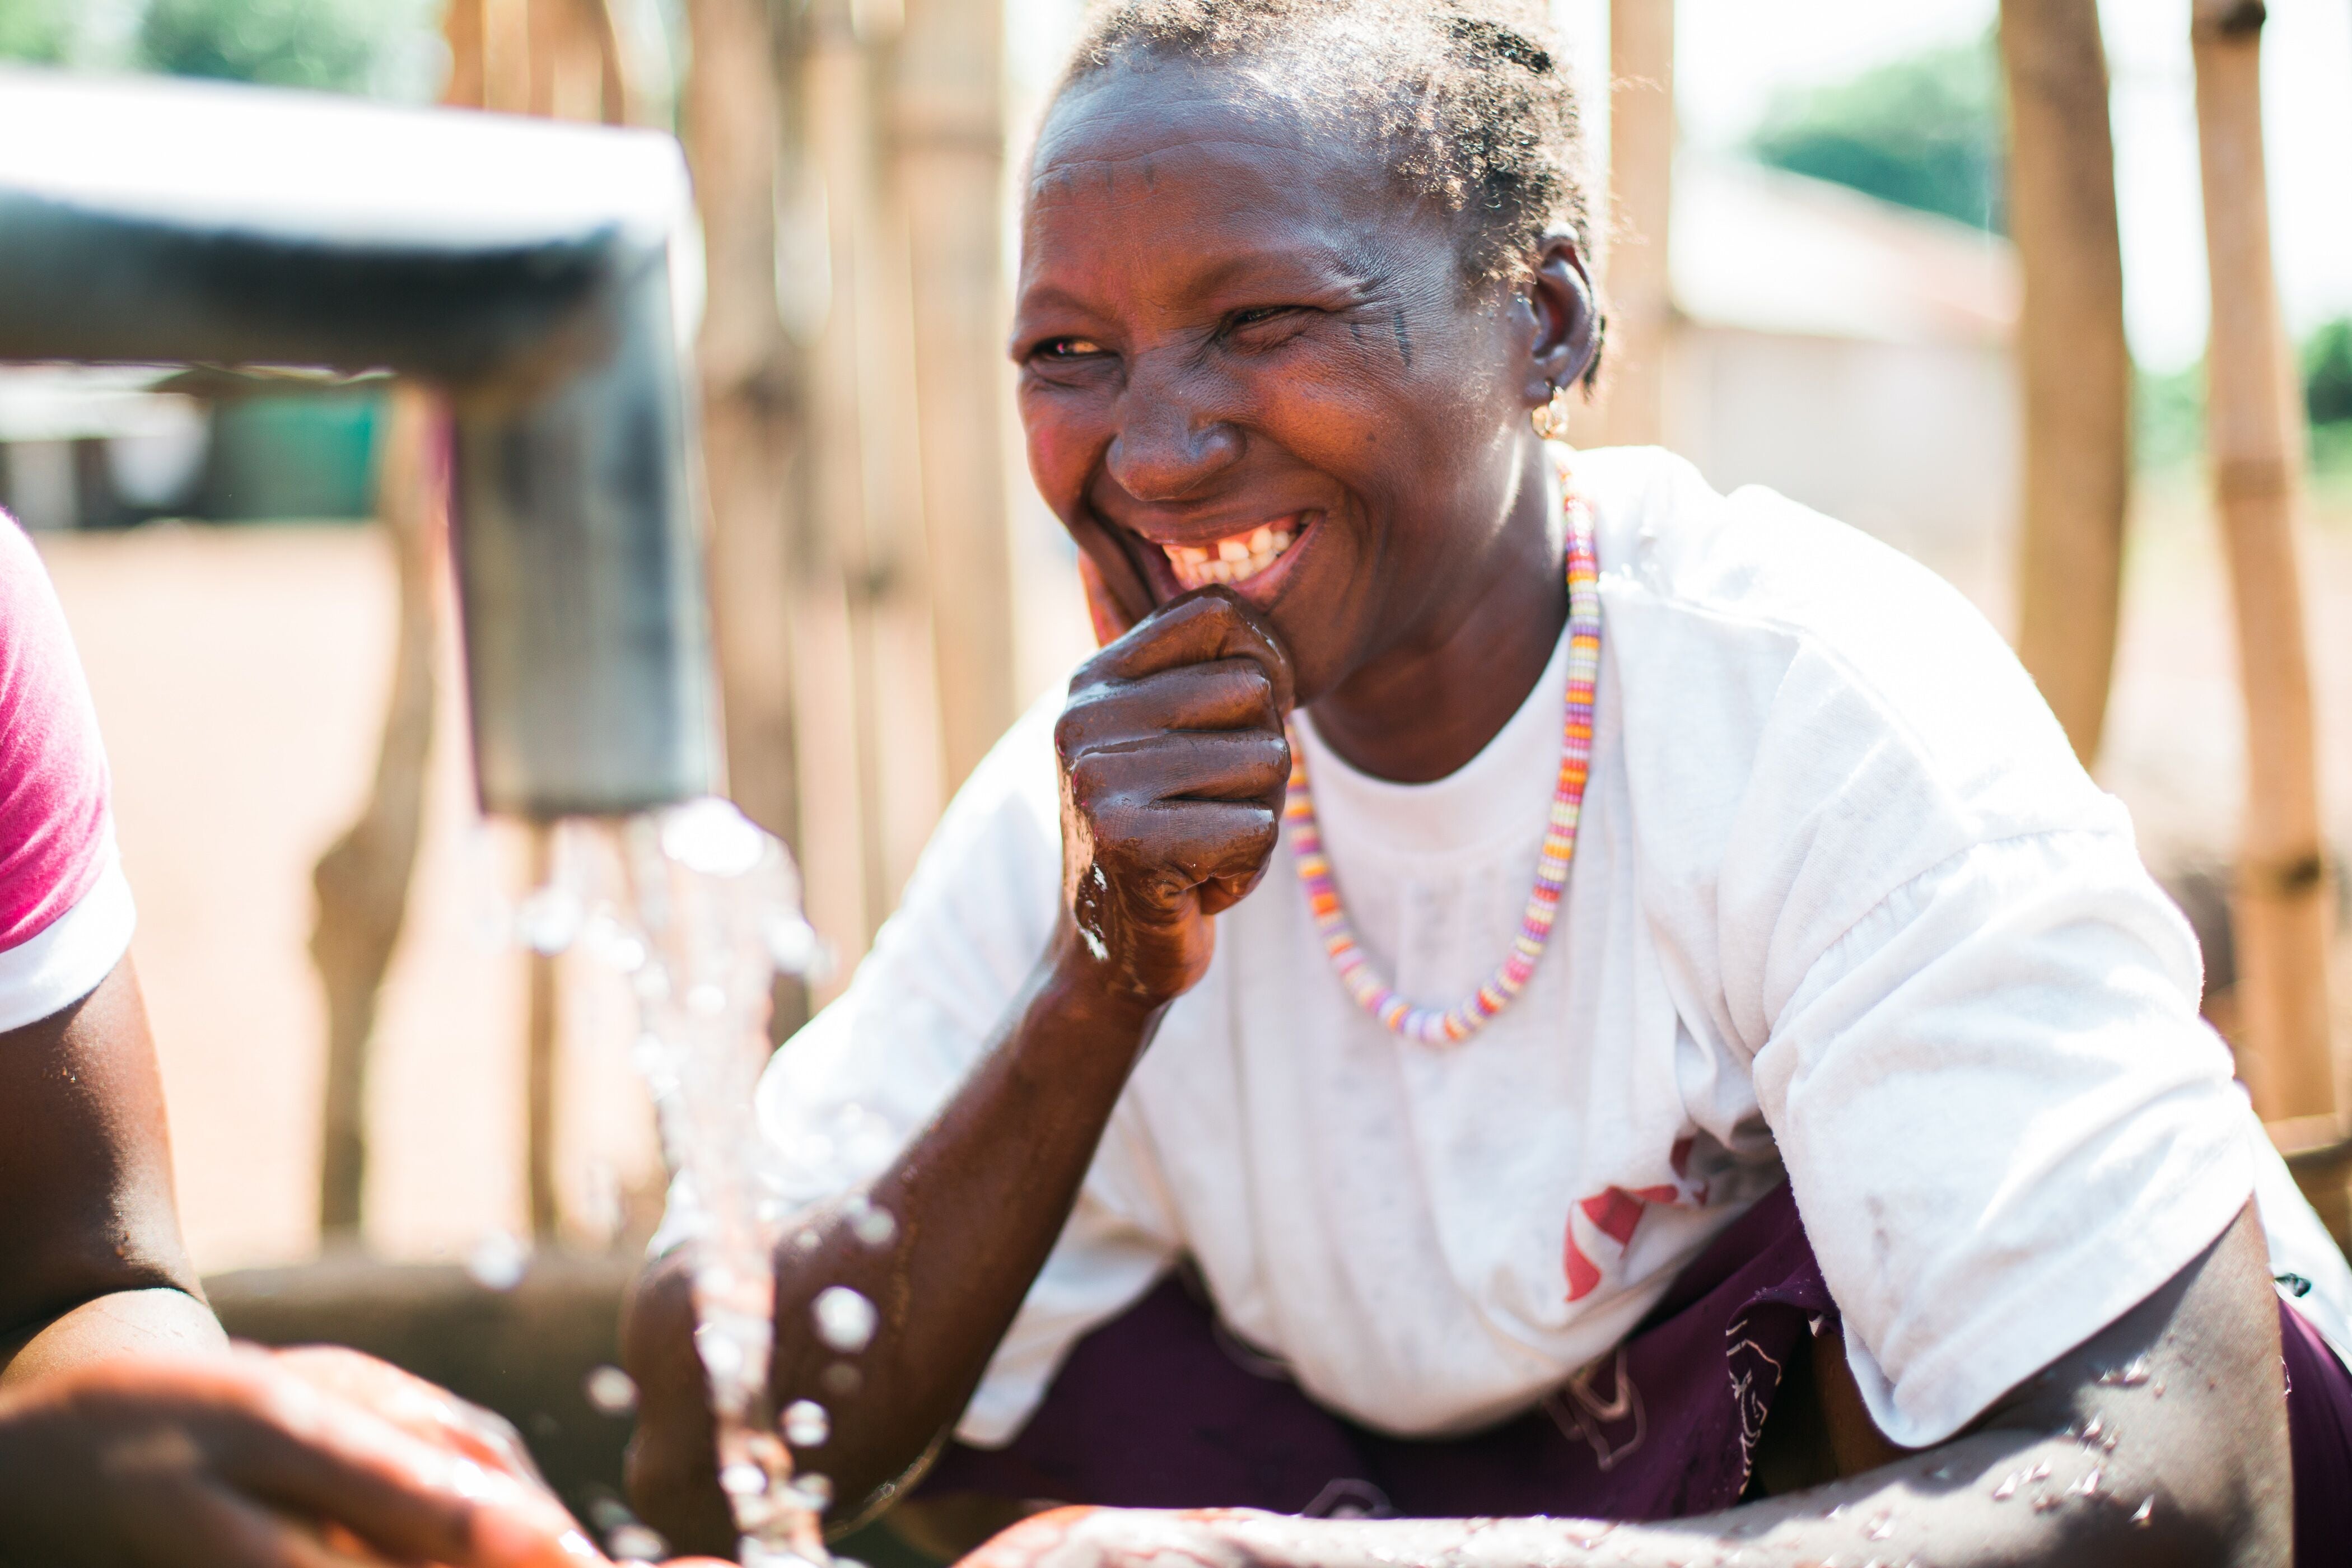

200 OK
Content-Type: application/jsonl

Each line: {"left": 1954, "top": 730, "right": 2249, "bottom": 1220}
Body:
{"left": 1034, "top": 337, "right": 1104, "bottom": 361}
{"left": 1231, "top": 306, "right": 1296, "bottom": 329}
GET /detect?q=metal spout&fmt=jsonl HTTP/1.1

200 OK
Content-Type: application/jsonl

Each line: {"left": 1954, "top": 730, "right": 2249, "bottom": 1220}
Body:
{"left": 0, "top": 69, "right": 717, "bottom": 818}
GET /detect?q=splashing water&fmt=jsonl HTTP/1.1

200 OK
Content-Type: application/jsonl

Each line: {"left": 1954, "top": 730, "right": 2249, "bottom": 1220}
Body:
{"left": 556, "top": 799, "right": 838, "bottom": 1568}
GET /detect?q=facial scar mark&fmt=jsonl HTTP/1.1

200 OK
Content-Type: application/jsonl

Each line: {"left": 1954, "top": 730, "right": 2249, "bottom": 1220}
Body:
{"left": 1390, "top": 306, "right": 1413, "bottom": 367}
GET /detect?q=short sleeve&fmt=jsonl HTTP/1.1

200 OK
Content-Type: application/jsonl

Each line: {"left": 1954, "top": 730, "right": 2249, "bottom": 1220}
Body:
{"left": 702, "top": 691, "right": 1181, "bottom": 1446}
{"left": 0, "top": 514, "right": 134, "bottom": 1032}
{"left": 1754, "top": 827, "right": 2256, "bottom": 1448}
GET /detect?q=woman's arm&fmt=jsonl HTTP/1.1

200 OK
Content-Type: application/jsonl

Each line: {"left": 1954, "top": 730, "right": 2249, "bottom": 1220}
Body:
{"left": 624, "top": 591, "right": 1296, "bottom": 1552}
{"left": 0, "top": 958, "right": 227, "bottom": 1384}
{"left": 963, "top": 1203, "right": 2291, "bottom": 1568}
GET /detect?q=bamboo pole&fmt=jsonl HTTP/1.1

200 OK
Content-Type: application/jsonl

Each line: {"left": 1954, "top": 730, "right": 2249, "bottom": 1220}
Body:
{"left": 895, "top": 0, "right": 1014, "bottom": 794}
{"left": 2190, "top": 0, "right": 2346, "bottom": 1223}
{"left": 312, "top": 386, "right": 441, "bottom": 1237}
{"left": 685, "top": 0, "right": 812, "bottom": 1035}
{"left": 2000, "top": 0, "right": 2131, "bottom": 767}
{"left": 1599, "top": 0, "right": 1674, "bottom": 449}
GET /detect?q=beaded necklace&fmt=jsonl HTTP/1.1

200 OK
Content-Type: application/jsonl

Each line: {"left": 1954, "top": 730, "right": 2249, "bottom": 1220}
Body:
{"left": 1283, "top": 473, "right": 1600, "bottom": 1047}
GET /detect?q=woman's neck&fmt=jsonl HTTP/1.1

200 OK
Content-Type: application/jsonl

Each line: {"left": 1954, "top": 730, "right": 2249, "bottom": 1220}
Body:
{"left": 1307, "top": 442, "right": 1569, "bottom": 784}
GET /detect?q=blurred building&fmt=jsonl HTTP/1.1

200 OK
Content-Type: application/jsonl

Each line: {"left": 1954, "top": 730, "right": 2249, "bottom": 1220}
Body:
{"left": 1663, "top": 157, "right": 2020, "bottom": 600}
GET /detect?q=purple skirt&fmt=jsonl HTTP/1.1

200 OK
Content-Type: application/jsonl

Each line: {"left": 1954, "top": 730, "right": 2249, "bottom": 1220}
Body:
{"left": 917, "top": 1184, "right": 2352, "bottom": 1558}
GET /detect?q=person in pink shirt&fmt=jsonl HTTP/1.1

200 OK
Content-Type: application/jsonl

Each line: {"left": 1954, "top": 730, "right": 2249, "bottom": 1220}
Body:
{"left": 0, "top": 510, "right": 629, "bottom": 1565}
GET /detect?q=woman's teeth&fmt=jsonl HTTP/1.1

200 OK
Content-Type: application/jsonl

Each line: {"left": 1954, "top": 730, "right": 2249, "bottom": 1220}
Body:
{"left": 1163, "top": 522, "right": 1295, "bottom": 590}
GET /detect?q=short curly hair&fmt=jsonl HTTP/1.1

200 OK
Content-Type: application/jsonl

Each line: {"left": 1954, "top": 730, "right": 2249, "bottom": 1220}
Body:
{"left": 1050, "top": 0, "right": 1593, "bottom": 289}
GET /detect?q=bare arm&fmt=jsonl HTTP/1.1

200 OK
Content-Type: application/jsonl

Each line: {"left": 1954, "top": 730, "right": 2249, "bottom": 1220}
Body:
{"left": 625, "top": 591, "right": 1296, "bottom": 1552}
{"left": 0, "top": 959, "right": 227, "bottom": 1384}
{"left": 965, "top": 1202, "right": 2292, "bottom": 1568}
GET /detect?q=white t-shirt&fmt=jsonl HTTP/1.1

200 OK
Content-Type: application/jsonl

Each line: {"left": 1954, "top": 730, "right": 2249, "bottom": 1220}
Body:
{"left": 742, "top": 447, "right": 2352, "bottom": 1453}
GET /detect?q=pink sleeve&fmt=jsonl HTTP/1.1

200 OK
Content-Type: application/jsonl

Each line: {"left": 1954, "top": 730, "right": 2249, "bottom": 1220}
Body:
{"left": 0, "top": 512, "right": 134, "bottom": 1029}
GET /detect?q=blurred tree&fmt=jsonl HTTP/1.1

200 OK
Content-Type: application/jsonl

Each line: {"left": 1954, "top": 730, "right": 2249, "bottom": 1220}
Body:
{"left": 2306, "top": 318, "right": 2352, "bottom": 427}
{"left": 0, "top": 0, "right": 76, "bottom": 63}
{"left": 1750, "top": 36, "right": 2007, "bottom": 232}
{"left": 138, "top": 0, "right": 396, "bottom": 92}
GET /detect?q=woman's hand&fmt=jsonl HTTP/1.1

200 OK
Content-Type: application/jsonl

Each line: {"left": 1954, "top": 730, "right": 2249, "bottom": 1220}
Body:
{"left": 964, "top": 1506, "right": 1260, "bottom": 1568}
{"left": 0, "top": 1347, "right": 600, "bottom": 1567}
{"left": 1055, "top": 589, "right": 1295, "bottom": 1008}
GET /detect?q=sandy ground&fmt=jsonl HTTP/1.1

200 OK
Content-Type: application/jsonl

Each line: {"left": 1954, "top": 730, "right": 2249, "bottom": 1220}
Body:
{"left": 37, "top": 523, "right": 661, "bottom": 1274}
{"left": 30, "top": 480, "right": 2352, "bottom": 1274}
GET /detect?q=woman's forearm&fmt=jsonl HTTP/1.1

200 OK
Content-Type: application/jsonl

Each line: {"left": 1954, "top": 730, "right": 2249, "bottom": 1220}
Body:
{"left": 1202, "top": 1427, "right": 2217, "bottom": 1568}
{"left": 775, "top": 934, "right": 1163, "bottom": 1514}
{"left": 0, "top": 1287, "right": 226, "bottom": 1387}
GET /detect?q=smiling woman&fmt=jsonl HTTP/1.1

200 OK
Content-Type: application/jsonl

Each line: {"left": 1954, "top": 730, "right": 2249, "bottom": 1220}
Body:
{"left": 622, "top": 3, "right": 2352, "bottom": 1565}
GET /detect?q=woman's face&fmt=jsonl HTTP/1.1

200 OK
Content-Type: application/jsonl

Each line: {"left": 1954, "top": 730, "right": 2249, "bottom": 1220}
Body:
{"left": 1013, "top": 60, "right": 1589, "bottom": 704}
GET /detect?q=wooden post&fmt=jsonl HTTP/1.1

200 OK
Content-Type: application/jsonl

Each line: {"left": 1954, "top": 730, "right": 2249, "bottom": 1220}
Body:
{"left": 2190, "top": 0, "right": 2347, "bottom": 1226}
{"left": 685, "top": 0, "right": 813, "bottom": 1035}
{"left": 895, "top": 0, "right": 1014, "bottom": 794}
{"left": 1599, "top": 0, "right": 1674, "bottom": 449}
{"left": 2000, "top": 0, "right": 2131, "bottom": 767}
{"left": 312, "top": 386, "right": 441, "bottom": 1238}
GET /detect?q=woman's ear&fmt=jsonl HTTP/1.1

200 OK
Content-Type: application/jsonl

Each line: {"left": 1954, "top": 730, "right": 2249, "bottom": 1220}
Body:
{"left": 1525, "top": 234, "right": 1602, "bottom": 403}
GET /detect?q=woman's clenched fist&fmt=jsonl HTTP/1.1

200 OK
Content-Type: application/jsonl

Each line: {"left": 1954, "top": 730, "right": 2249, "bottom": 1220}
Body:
{"left": 1054, "top": 589, "right": 1295, "bottom": 1009}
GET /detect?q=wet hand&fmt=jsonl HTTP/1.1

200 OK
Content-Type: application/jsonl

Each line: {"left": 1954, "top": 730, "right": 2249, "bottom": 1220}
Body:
{"left": 1055, "top": 590, "right": 1295, "bottom": 1008}
{"left": 963, "top": 1506, "right": 1260, "bottom": 1568}
{"left": 0, "top": 1347, "right": 599, "bottom": 1567}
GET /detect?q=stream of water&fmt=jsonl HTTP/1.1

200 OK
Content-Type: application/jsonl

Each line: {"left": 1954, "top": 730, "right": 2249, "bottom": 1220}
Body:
{"left": 529, "top": 800, "right": 865, "bottom": 1567}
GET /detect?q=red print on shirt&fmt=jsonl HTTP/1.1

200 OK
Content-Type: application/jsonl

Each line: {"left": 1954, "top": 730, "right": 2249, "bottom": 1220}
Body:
{"left": 1564, "top": 1136, "right": 1709, "bottom": 1303}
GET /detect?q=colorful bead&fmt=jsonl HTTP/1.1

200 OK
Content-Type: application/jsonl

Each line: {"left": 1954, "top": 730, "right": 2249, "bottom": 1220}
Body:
{"left": 1284, "top": 472, "right": 1600, "bottom": 1047}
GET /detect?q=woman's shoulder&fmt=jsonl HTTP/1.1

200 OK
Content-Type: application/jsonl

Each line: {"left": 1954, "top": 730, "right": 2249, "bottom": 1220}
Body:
{"left": 1574, "top": 446, "right": 2102, "bottom": 830}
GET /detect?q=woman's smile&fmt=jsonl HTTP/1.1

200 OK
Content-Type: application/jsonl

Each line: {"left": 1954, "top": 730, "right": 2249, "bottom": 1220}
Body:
{"left": 1117, "top": 508, "right": 1319, "bottom": 604}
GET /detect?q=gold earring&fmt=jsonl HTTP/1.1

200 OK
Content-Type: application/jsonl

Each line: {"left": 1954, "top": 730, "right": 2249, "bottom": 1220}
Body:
{"left": 1531, "top": 384, "right": 1570, "bottom": 440}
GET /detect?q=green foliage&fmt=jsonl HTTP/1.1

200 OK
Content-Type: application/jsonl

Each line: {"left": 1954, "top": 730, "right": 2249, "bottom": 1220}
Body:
{"left": 0, "top": 0, "right": 77, "bottom": 63}
{"left": 2305, "top": 318, "right": 2352, "bottom": 429}
{"left": 137, "top": 0, "right": 393, "bottom": 92}
{"left": 2135, "top": 362, "right": 2206, "bottom": 474}
{"left": 1748, "top": 36, "right": 2006, "bottom": 234}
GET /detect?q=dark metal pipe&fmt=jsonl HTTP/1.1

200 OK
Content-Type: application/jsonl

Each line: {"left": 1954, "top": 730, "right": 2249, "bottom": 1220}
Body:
{"left": 0, "top": 69, "right": 717, "bottom": 818}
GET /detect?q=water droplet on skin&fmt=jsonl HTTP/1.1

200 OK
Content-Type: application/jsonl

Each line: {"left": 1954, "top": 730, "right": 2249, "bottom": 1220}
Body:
{"left": 2068, "top": 1467, "right": 2103, "bottom": 1499}
{"left": 1865, "top": 1515, "right": 1894, "bottom": 1541}
{"left": 1991, "top": 1474, "right": 2018, "bottom": 1501}
{"left": 2131, "top": 1497, "right": 2154, "bottom": 1526}
{"left": 1824, "top": 1504, "right": 1849, "bottom": 1522}
{"left": 695, "top": 1322, "right": 746, "bottom": 1382}
{"left": 719, "top": 1461, "right": 769, "bottom": 1497}
{"left": 785, "top": 1399, "right": 830, "bottom": 1446}
{"left": 844, "top": 1194, "right": 898, "bottom": 1248}
{"left": 2027, "top": 1461, "right": 2051, "bottom": 1482}
{"left": 607, "top": 1524, "right": 669, "bottom": 1561}
{"left": 2098, "top": 1355, "right": 2152, "bottom": 1388}
{"left": 822, "top": 1361, "right": 863, "bottom": 1398}
{"left": 2152, "top": 1379, "right": 2165, "bottom": 1398}
{"left": 813, "top": 1285, "right": 878, "bottom": 1352}
{"left": 584, "top": 1365, "right": 639, "bottom": 1415}
{"left": 466, "top": 1231, "right": 528, "bottom": 1291}
{"left": 2080, "top": 1416, "right": 2103, "bottom": 1444}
